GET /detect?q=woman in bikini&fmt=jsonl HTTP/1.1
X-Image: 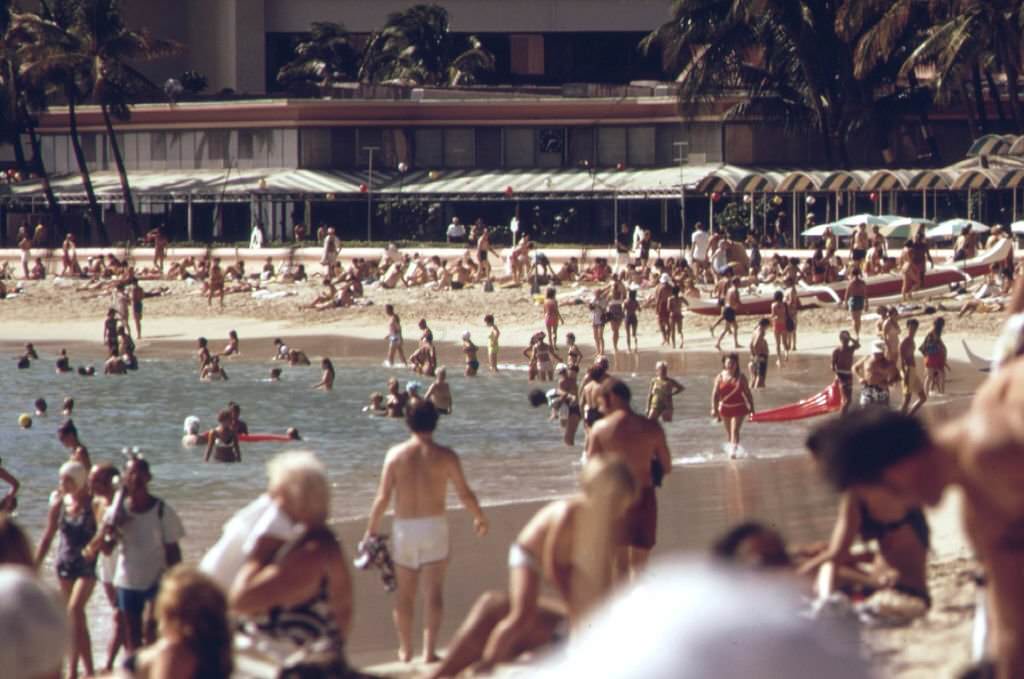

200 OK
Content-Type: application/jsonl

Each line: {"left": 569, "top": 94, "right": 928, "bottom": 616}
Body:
{"left": 313, "top": 357, "right": 336, "bottom": 390}
{"left": 647, "top": 361, "right": 685, "bottom": 422}
{"left": 204, "top": 410, "right": 241, "bottom": 463}
{"left": 524, "top": 332, "right": 562, "bottom": 382}
{"left": 484, "top": 314, "right": 500, "bottom": 372}
{"left": 35, "top": 460, "right": 98, "bottom": 679}
{"left": 710, "top": 352, "right": 755, "bottom": 456}
{"left": 624, "top": 288, "right": 641, "bottom": 353}
{"left": 605, "top": 274, "right": 627, "bottom": 353}
{"left": 542, "top": 288, "right": 565, "bottom": 348}
{"left": 564, "top": 332, "right": 583, "bottom": 370}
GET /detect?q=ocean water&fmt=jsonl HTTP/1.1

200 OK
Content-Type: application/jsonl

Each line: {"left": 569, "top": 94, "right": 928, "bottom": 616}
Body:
{"left": 3, "top": 350, "right": 834, "bottom": 553}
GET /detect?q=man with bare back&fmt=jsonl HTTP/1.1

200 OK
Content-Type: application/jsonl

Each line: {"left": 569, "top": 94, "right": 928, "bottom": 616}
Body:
{"left": 585, "top": 379, "right": 672, "bottom": 579}
{"left": 832, "top": 331, "right": 860, "bottom": 414}
{"left": 853, "top": 340, "right": 899, "bottom": 408}
{"left": 365, "top": 401, "right": 489, "bottom": 663}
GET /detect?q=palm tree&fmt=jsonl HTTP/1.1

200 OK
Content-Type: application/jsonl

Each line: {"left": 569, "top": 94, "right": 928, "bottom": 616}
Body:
{"left": 278, "top": 21, "right": 358, "bottom": 95}
{"left": 14, "top": 0, "right": 179, "bottom": 241}
{"left": 643, "top": 0, "right": 871, "bottom": 165}
{"left": 359, "top": 4, "right": 494, "bottom": 86}
{"left": 899, "top": 0, "right": 1024, "bottom": 135}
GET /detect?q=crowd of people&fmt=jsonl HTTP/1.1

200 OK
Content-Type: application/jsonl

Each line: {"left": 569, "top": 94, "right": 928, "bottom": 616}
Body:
{"left": 3, "top": 217, "right": 1024, "bottom": 679}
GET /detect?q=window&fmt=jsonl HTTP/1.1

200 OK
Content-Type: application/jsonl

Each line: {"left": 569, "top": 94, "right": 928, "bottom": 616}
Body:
{"left": 207, "top": 131, "right": 228, "bottom": 161}
{"left": 331, "top": 128, "right": 355, "bottom": 168}
{"left": 504, "top": 128, "right": 534, "bottom": 168}
{"left": 476, "top": 128, "right": 502, "bottom": 168}
{"left": 81, "top": 133, "right": 97, "bottom": 163}
{"left": 444, "top": 128, "right": 475, "bottom": 168}
{"left": 509, "top": 34, "right": 544, "bottom": 76}
{"left": 568, "top": 127, "right": 594, "bottom": 168}
{"left": 151, "top": 132, "right": 167, "bottom": 162}
{"left": 238, "top": 130, "right": 254, "bottom": 160}
{"left": 414, "top": 129, "right": 443, "bottom": 169}
{"left": 627, "top": 127, "right": 656, "bottom": 166}
{"left": 597, "top": 127, "right": 626, "bottom": 167}
{"left": 356, "top": 128, "right": 383, "bottom": 167}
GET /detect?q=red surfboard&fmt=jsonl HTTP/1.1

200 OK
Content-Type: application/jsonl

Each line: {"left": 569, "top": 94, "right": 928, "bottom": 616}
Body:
{"left": 239, "top": 433, "right": 294, "bottom": 443}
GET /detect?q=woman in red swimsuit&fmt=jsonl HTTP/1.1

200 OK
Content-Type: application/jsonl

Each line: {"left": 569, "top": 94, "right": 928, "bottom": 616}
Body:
{"left": 710, "top": 352, "right": 755, "bottom": 456}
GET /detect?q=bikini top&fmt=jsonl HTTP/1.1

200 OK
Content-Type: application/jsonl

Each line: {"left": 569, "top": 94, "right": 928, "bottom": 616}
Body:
{"left": 859, "top": 502, "right": 930, "bottom": 549}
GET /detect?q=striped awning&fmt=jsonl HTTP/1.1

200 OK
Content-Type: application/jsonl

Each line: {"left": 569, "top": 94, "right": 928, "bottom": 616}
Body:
{"left": 907, "top": 170, "right": 956, "bottom": 190}
{"left": 966, "top": 134, "right": 1014, "bottom": 157}
{"left": 862, "top": 170, "right": 917, "bottom": 191}
{"left": 951, "top": 168, "right": 1024, "bottom": 190}
{"left": 693, "top": 167, "right": 779, "bottom": 194}
{"left": 776, "top": 171, "right": 829, "bottom": 192}
{"left": 819, "top": 170, "right": 870, "bottom": 192}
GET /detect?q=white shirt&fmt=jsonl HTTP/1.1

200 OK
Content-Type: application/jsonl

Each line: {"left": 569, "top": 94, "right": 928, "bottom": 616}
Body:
{"left": 691, "top": 230, "right": 710, "bottom": 262}
{"left": 249, "top": 225, "right": 264, "bottom": 249}
{"left": 447, "top": 221, "right": 466, "bottom": 239}
{"left": 105, "top": 498, "right": 185, "bottom": 590}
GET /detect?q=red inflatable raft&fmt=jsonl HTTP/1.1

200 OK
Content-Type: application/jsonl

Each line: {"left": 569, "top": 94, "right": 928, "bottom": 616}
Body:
{"left": 749, "top": 381, "right": 842, "bottom": 423}
{"left": 239, "top": 433, "right": 294, "bottom": 443}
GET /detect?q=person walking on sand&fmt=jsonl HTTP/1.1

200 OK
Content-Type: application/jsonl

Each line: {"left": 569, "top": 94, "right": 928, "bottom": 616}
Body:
{"left": 364, "top": 401, "right": 489, "bottom": 663}
{"left": 624, "top": 288, "right": 641, "bottom": 352}
{"left": 710, "top": 353, "right": 755, "bottom": 457}
{"left": 586, "top": 379, "right": 672, "bottom": 579}
{"left": 484, "top": 314, "right": 500, "bottom": 372}
{"left": 832, "top": 331, "right": 860, "bottom": 414}
{"left": 208, "top": 257, "right": 225, "bottom": 308}
{"left": 713, "top": 279, "right": 741, "bottom": 351}
{"left": 646, "top": 361, "right": 685, "bottom": 422}
{"left": 668, "top": 286, "right": 688, "bottom": 349}
{"left": 17, "top": 226, "right": 31, "bottom": 279}
{"left": 843, "top": 267, "right": 868, "bottom": 339}
{"left": 542, "top": 287, "right": 565, "bottom": 348}
{"left": 899, "top": 319, "right": 928, "bottom": 415}
{"left": 385, "top": 304, "right": 408, "bottom": 367}
{"left": 129, "top": 277, "right": 144, "bottom": 338}
{"left": 748, "top": 318, "right": 770, "bottom": 389}
{"left": 783, "top": 279, "right": 801, "bottom": 352}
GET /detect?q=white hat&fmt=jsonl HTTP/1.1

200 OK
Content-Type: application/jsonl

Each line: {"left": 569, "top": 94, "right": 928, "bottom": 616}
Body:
{"left": 0, "top": 566, "right": 68, "bottom": 679}
{"left": 555, "top": 363, "right": 568, "bottom": 373}
{"left": 660, "top": 273, "right": 671, "bottom": 284}
{"left": 462, "top": 331, "right": 471, "bottom": 341}
{"left": 406, "top": 381, "right": 423, "bottom": 393}
{"left": 871, "top": 340, "right": 887, "bottom": 355}
{"left": 183, "top": 415, "right": 201, "bottom": 435}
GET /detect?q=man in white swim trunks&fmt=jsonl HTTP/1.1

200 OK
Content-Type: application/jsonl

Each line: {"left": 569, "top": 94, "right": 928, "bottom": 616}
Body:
{"left": 365, "top": 400, "right": 488, "bottom": 663}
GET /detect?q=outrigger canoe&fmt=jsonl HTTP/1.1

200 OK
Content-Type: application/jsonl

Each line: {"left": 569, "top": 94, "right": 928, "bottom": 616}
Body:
{"left": 688, "top": 239, "right": 1013, "bottom": 317}
{"left": 749, "top": 381, "right": 843, "bottom": 423}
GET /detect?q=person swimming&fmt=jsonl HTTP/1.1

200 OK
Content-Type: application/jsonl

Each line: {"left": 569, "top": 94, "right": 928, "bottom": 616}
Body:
{"left": 181, "top": 416, "right": 209, "bottom": 448}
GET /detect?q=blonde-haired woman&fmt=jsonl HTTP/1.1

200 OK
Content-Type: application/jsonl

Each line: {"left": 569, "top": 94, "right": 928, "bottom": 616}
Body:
{"left": 646, "top": 361, "right": 685, "bottom": 422}
{"left": 117, "top": 565, "right": 232, "bottom": 678}
{"left": 35, "top": 460, "right": 97, "bottom": 679}
{"left": 230, "top": 451, "right": 354, "bottom": 670}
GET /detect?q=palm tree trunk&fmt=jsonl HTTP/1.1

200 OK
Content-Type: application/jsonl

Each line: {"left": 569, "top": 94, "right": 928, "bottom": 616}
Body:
{"left": 66, "top": 93, "right": 107, "bottom": 244}
{"left": 25, "top": 116, "right": 64, "bottom": 234}
{"left": 985, "top": 70, "right": 1007, "bottom": 124}
{"left": 972, "top": 62, "right": 990, "bottom": 134}
{"left": 960, "top": 79, "right": 979, "bottom": 139}
{"left": 101, "top": 103, "right": 139, "bottom": 239}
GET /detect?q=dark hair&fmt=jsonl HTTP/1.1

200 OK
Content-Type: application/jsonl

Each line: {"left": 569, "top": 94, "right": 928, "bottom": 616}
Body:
{"left": 546, "top": 287, "right": 556, "bottom": 299}
{"left": 34, "top": 398, "right": 46, "bottom": 411}
{"left": 711, "top": 521, "right": 791, "bottom": 568}
{"left": 406, "top": 400, "right": 440, "bottom": 433}
{"left": 805, "top": 409, "right": 930, "bottom": 490}
{"left": 57, "top": 420, "right": 78, "bottom": 438}
{"left": 773, "top": 290, "right": 784, "bottom": 302}
{"left": 907, "top": 318, "right": 920, "bottom": 329}
{"left": 484, "top": 314, "right": 495, "bottom": 325}
{"left": 527, "top": 389, "right": 547, "bottom": 408}
{"left": 758, "top": 318, "right": 770, "bottom": 327}
{"left": 601, "top": 379, "right": 631, "bottom": 404}
{"left": 587, "top": 364, "right": 607, "bottom": 383}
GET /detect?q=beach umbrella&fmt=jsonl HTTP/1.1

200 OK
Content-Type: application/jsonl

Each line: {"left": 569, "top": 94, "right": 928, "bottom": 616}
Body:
{"left": 876, "top": 217, "right": 935, "bottom": 239}
{"left": 1011, "top": 221, "right": 1024, "bottom": 235}
{"left": 801, "top": 223, "right": 854, "bottom": 238}
{"left": 836, "top": 214, "right": 898, "bottom": 228}
{"left": 926, "top": 219, "right": 988, "bottom": 240}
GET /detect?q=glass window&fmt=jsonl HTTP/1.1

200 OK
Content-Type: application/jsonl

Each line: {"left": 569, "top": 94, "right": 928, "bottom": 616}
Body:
{"left": 207, "top": 131, "right": 228, "bottom": 161}
{"left": 504, "top": 128, "right": 534, "bottom": 168}
{"left": 597, "top": 127, "right": 626, "bottom": 167}
{"left": 356, "top": 128, "right": 383, "bottom": 167}
{"left": 238, "top": 130, "right": 254, "bottom": 160}
{"left": 81, "top": 133, "right": 97, "bottom": 163}
{"left": 627, "top": 127, "right": 656, "bottom": 166}
{"left": 414, "top": 129, "right": 443, "bottom": 169}
{"left": 568, "top": 127, "right": 594, "bottom": 168}
{"left": 331, "top": 128, "right": 355, "bottom": 168}
{"left": 444, "top": 128, "right": 475, "bottom": 168}
{"left": 476, "top": 128, "right": 502, "bottom": 168}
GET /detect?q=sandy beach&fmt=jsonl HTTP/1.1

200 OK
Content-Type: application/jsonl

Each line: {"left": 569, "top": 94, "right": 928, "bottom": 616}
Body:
{"left": 0, "top": 252, "right": 1003, "bottom": 678}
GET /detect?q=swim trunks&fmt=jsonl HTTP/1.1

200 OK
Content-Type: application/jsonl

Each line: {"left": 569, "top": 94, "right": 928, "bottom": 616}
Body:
{"left": 851, "top": 248, "right": 866, "bottom": 261}
{"left": 723, "top": 306, "right": 737, "bottom": 323}
{"left": 392, "top": 515, "right": 449, "bottom": 570}
{"left": 752, "top": 354, "right": 768, "bottom": 381}
{"left": 622, "top": 486, "right": 657, "bottom": 550}
{"left": 132, "top": 300, "right": 143, "bottom": 318}
{"left": 860, "top": 384, "right": 890, "bottom": 407}
{"left": 467, "top": 359, "right": 480, "bottom": 372}
{"left": 847, "top": 296, "right": 865, "bottom": 312}
{"left": 508, "top": 543, "right": 541, "bottom": 574}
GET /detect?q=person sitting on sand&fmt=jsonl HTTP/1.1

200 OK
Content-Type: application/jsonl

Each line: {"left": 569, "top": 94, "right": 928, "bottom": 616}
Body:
{"left": 800, "top": 417, "right": 930, "bottom": 616}
{"left": 427, "top": 460, "right": 637, "bottom": 679}
{"left": 304, "top": 279, "right": 338, "bottom": 310}
{"left": 200, "top": 356, "right": 228, "bottom": 381}
{"left": 28, "top": 256, "right": 45, "bottom": 280}
{"left": 364, "top": 401, "right": 488, "bottom": 663}
{"left": 204, "top": 410, "right": 240, "bottom": 463}
{"left": 225, "top": 259, "right": 246, "bottom": 281}
{"left": 424, "top": 367, "right": 453, "bottom": 414}
{"left": 181, "top": 416, "right": 209, "bottom": 447}
{"left": 313, "top": 358, "right": 335, "bottom": 391}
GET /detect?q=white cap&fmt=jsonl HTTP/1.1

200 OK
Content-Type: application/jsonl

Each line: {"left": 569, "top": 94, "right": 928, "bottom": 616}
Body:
{"left": 871, "top": 340, "right": 887, "bottom": 355}
{"left": 660, "top": 273, "right": 671, "bottom": 284}
{"left": 0, "top": 566, "right": 68, "bottom": 679}
{"left": 406, "top": 381, "right": 422, "bottom": 393}
{"left": 534, "top": 558, "right": 867, "bottom": 679}
{"left": 462, "top": 331, "right": 471, "bottom": 341}
{"left": 556, "top": 363, "right": 568, "bottom": 373}
{"left": 183, "top": 415, "right": 201, "bottom": 435}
